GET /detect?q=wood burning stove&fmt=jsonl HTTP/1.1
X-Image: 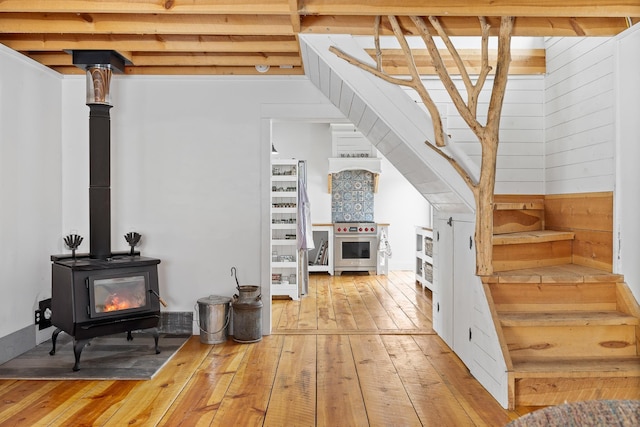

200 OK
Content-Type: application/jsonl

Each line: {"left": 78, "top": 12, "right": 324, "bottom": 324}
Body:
{"left": 50, "top": 255, "right": 162, "bottom": 371}
{"left": 49, "top": 50, "right": 164, "bottom": 371}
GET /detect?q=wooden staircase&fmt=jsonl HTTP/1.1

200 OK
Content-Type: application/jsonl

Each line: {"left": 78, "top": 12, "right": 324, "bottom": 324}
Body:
{"left": 481, "top": 194, "right": 640, "bottom": 409}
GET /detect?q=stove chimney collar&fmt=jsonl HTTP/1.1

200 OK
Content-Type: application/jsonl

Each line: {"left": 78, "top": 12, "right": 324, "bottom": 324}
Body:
{"left": 70, "top": 50, "right": 130, "bottom": 106}
{"left": 71, "top": 50, "right": 129, "bottom": 74}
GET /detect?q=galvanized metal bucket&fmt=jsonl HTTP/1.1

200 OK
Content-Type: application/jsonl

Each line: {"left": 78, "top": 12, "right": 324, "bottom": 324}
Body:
{"left": 196, "top": 295, "right": 231, "bottom": 344}
{"left": 232, "top": 285, "right": 263, "bottom": 343}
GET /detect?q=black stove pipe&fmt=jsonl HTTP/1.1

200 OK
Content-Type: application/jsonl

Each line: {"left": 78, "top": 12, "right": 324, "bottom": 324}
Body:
{"left": 72, "top": 51, "right": 127, "bottom": 260}
{"left": 88, "top": 104, "right": 112, "bottom": 259}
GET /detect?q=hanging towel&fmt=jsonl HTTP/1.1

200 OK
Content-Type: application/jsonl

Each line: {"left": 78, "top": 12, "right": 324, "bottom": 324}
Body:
{"left": 297, "top": 163, "right": 314, "bottom": 251}
{"left": 378, "top": 229, "right": 392, "bottom": 258}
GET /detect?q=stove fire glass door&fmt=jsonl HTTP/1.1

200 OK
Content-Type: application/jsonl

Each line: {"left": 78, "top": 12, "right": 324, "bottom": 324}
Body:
{"left": 89, "top": 273, "right": 151, "bottom": 318}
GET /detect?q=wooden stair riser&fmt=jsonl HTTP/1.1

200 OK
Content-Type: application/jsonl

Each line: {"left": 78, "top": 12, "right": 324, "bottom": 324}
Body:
{"left": 490, "top": 282, "right": 618, "bottom": 312}
{"left": 493, "top": 195, "right": 545, "bottom": 235}
{"left": 503, "top": 325, "right": 638, "bottom": 358}
{"left": 545, "top": 192, "right": 614, "bottom": 272}
{"left": 514, "top": 377, "right": 640, "bottom": 407}
{"left": 494, "top": 208, "right": 543, "bottom": 235}
{"left": 492, "top": 240, "right": 572, "bottom": 272}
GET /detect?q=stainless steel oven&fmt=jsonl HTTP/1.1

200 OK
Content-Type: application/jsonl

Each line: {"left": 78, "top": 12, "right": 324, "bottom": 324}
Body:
{"left": 334, "top": 222, "right": 378, "bottom": 275}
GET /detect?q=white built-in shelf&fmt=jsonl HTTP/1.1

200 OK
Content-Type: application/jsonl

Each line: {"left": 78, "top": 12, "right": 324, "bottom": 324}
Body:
{"left": 415, "top": 226, "right": 434, "bottom": 290}
{"left": 271, "top": 159, "right": 300, "bottom": 300}
{"left": 309, "top": 224, "right": 333, "bottom": 275}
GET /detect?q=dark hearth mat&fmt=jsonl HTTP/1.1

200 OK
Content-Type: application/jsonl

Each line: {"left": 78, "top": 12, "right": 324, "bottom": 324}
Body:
{"left": 0, "top": 332, "right": 190, "bottom": 380}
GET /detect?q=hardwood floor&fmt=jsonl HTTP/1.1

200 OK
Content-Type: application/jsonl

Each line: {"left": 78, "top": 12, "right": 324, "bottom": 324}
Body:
{"left": 0, "top": 271, "right": 535, "bottom": 426}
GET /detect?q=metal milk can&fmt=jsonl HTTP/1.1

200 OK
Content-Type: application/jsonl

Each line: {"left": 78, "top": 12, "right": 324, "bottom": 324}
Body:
{"left": 230, "top": 267, "right": 263, "bottom": 343}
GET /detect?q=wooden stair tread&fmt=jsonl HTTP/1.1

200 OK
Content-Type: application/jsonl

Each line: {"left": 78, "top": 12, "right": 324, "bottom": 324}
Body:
{"left": 481, "top": 263, "right": 624, "bottom": 284}
{"left": 493, "top": 230, "right": 575, "bottom": 245}
{"left": 511, "top": 356, "right": 640, "bottom": 377}
{"left": 493, "top": 200, "right": 544, "bottom": 210}
{"left": 499, "top": 310, "right": 640, "bottom": 327}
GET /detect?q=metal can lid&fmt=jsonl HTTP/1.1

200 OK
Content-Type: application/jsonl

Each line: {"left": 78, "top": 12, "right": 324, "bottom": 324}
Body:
{"left": 197, "top": 295, "right": 232, "bottom": 305}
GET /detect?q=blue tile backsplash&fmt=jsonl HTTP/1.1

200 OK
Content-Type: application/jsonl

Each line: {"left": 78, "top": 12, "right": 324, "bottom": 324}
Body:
{"left": 331, "top": 170, "right": 374, "bottom": 223}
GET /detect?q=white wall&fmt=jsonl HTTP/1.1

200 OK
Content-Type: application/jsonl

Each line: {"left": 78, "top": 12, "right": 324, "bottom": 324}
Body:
{"left": 544, "top": 37, "right": 615, "bottom": 194}
{"left": 615, "top": 25, "right": 640, "bottom": 301}
{"left": 272, "top": 121, "right": 432, "bottom": 270}
{"left": 0, "top": 45, "right": 62, "bottom": 345}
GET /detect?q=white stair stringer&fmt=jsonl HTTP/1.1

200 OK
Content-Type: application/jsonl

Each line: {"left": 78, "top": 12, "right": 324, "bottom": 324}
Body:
{"left": 300, "top": 34, "right": 475, "bottom": 213}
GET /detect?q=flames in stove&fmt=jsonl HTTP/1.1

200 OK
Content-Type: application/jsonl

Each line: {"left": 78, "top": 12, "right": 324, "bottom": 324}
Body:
{"left": 101, "top": 292, "right": 144, "bottom": 313}
{"left": 92, "top": 274, "right": 148, "bottom": 316}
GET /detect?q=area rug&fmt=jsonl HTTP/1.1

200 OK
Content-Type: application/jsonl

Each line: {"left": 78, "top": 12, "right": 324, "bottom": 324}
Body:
{"left": 0, "top": 332, "right": 191, "bottom": 380}
{"left": 506, "top": 400, "right": 640, "bottom": 427}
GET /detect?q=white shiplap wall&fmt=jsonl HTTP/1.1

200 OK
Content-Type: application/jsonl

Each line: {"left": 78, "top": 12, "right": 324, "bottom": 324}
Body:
{"left": 544, "top": 37, "right": 615, "bottom": 194}
{"left": 404, "top": 76, "right": 545, "bottom": 195}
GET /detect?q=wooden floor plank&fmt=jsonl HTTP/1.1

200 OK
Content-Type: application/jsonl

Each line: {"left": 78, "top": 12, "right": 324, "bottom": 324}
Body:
{"left": 341, "top": 277, "right": 378, "bottom": 330}
{"left": 328, "top": 276, "right": 358, "bottom": 330}
{"left": 264, "top": 335, "right": 317, "bottom": 427}
{"left": 298, "top": 280, "right": 319, "bottom": 329}
{"left": 0, "top": 381, "right": 98, "bottom": 426}
{"left": 353, "top": 277, "right": 406, "bottom": 330}
{"left": 366, "top": 275, "right": 428, "bottom": 329}
{"left": 381, "top": 335, "right": 476, "bottom": 426}
{"left": 276, "top": 298, "right": 301, "bottom": 330}
{"left": 102, "top": 336, "right": 210, "bottom": 426}
{"left": 316, "top": 334, "right": 369, "bottom": 427}
{"left": 349, "top": 334, "right": 423, "bottom": 426}
{"left": 413, "top": 335, "right": 517, "bottom": 426}
{"left": 0, "top": 381, "right": 61, "bottom": 423}
{"left": 384, "top": 272, "right": 433, "bottom": 322}
{"left": 48, "top": 381, "right": 140, "bottom": 426}
{"left": 210, "top": 335, "right": 284, "bottom": 426}
{"left": 158, "top": 341, "right": 249, "bottom": 427}
{"left": 315, "top": 274, "right": 338, "bottom": 330}
{"left": 271, "top": 296, "right": 285, "bottom": 328}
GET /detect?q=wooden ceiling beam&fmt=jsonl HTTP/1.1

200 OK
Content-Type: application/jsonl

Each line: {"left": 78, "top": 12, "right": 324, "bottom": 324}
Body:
{"left": 299, "top": 0, "right": 640, "bottom": 18}
{"left": 28, "top": 52, "right": 302, "bottom": 67}
{"left": 1, "top": 0, "right": 637, "bottom": 18}
{"left": 0, "top": 0, "right": 293, "bottom": 15}
{"left": 366, "top": 48, "right": 546, "bottom": 75}
{"left": 51, "top": 65, "right": 305, "bottom": 76}
{"left": 301, "top": 15, "right": 634, "bottom": 37}
{"left": 0, "top": 13, "right": 295, "bottom": 36}
{"left": 0, "top": 34, "right": 300, "bottom": 53}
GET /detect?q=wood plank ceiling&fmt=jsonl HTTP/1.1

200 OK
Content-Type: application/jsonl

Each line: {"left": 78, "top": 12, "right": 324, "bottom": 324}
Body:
{"left": 0, "top": 0, "right": 637, "bottom": 76}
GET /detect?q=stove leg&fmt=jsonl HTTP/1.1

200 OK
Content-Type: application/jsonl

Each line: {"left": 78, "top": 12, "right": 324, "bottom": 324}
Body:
{"left": 150, "top": 328, "right": 160, "bottom": 354}
{"left": 127, "top": 330, "right": 133, "bottom": 341}
{"left": 72, "top": 339, "right": 91, "bottom": 371}
{"left": 49, "top": 328, "right": 62, "bottom": 356}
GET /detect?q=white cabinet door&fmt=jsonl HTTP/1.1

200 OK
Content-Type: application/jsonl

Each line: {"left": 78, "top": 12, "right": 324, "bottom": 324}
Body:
{"left": 433, "top": 215, "right": 453, "bottom": 347}
{"left": 452, "top": 219, "right": 476, "bottom": 367}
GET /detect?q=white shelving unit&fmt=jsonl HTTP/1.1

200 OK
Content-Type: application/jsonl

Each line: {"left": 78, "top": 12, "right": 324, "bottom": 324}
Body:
{"left": 271, "top": 159, "right": 299, "bottom": 300}
{"left": 309, "top": 224, "right": 333, "bottom": 275}
{"left": 415, "top": 226, "right": 433, "bottom": 290}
